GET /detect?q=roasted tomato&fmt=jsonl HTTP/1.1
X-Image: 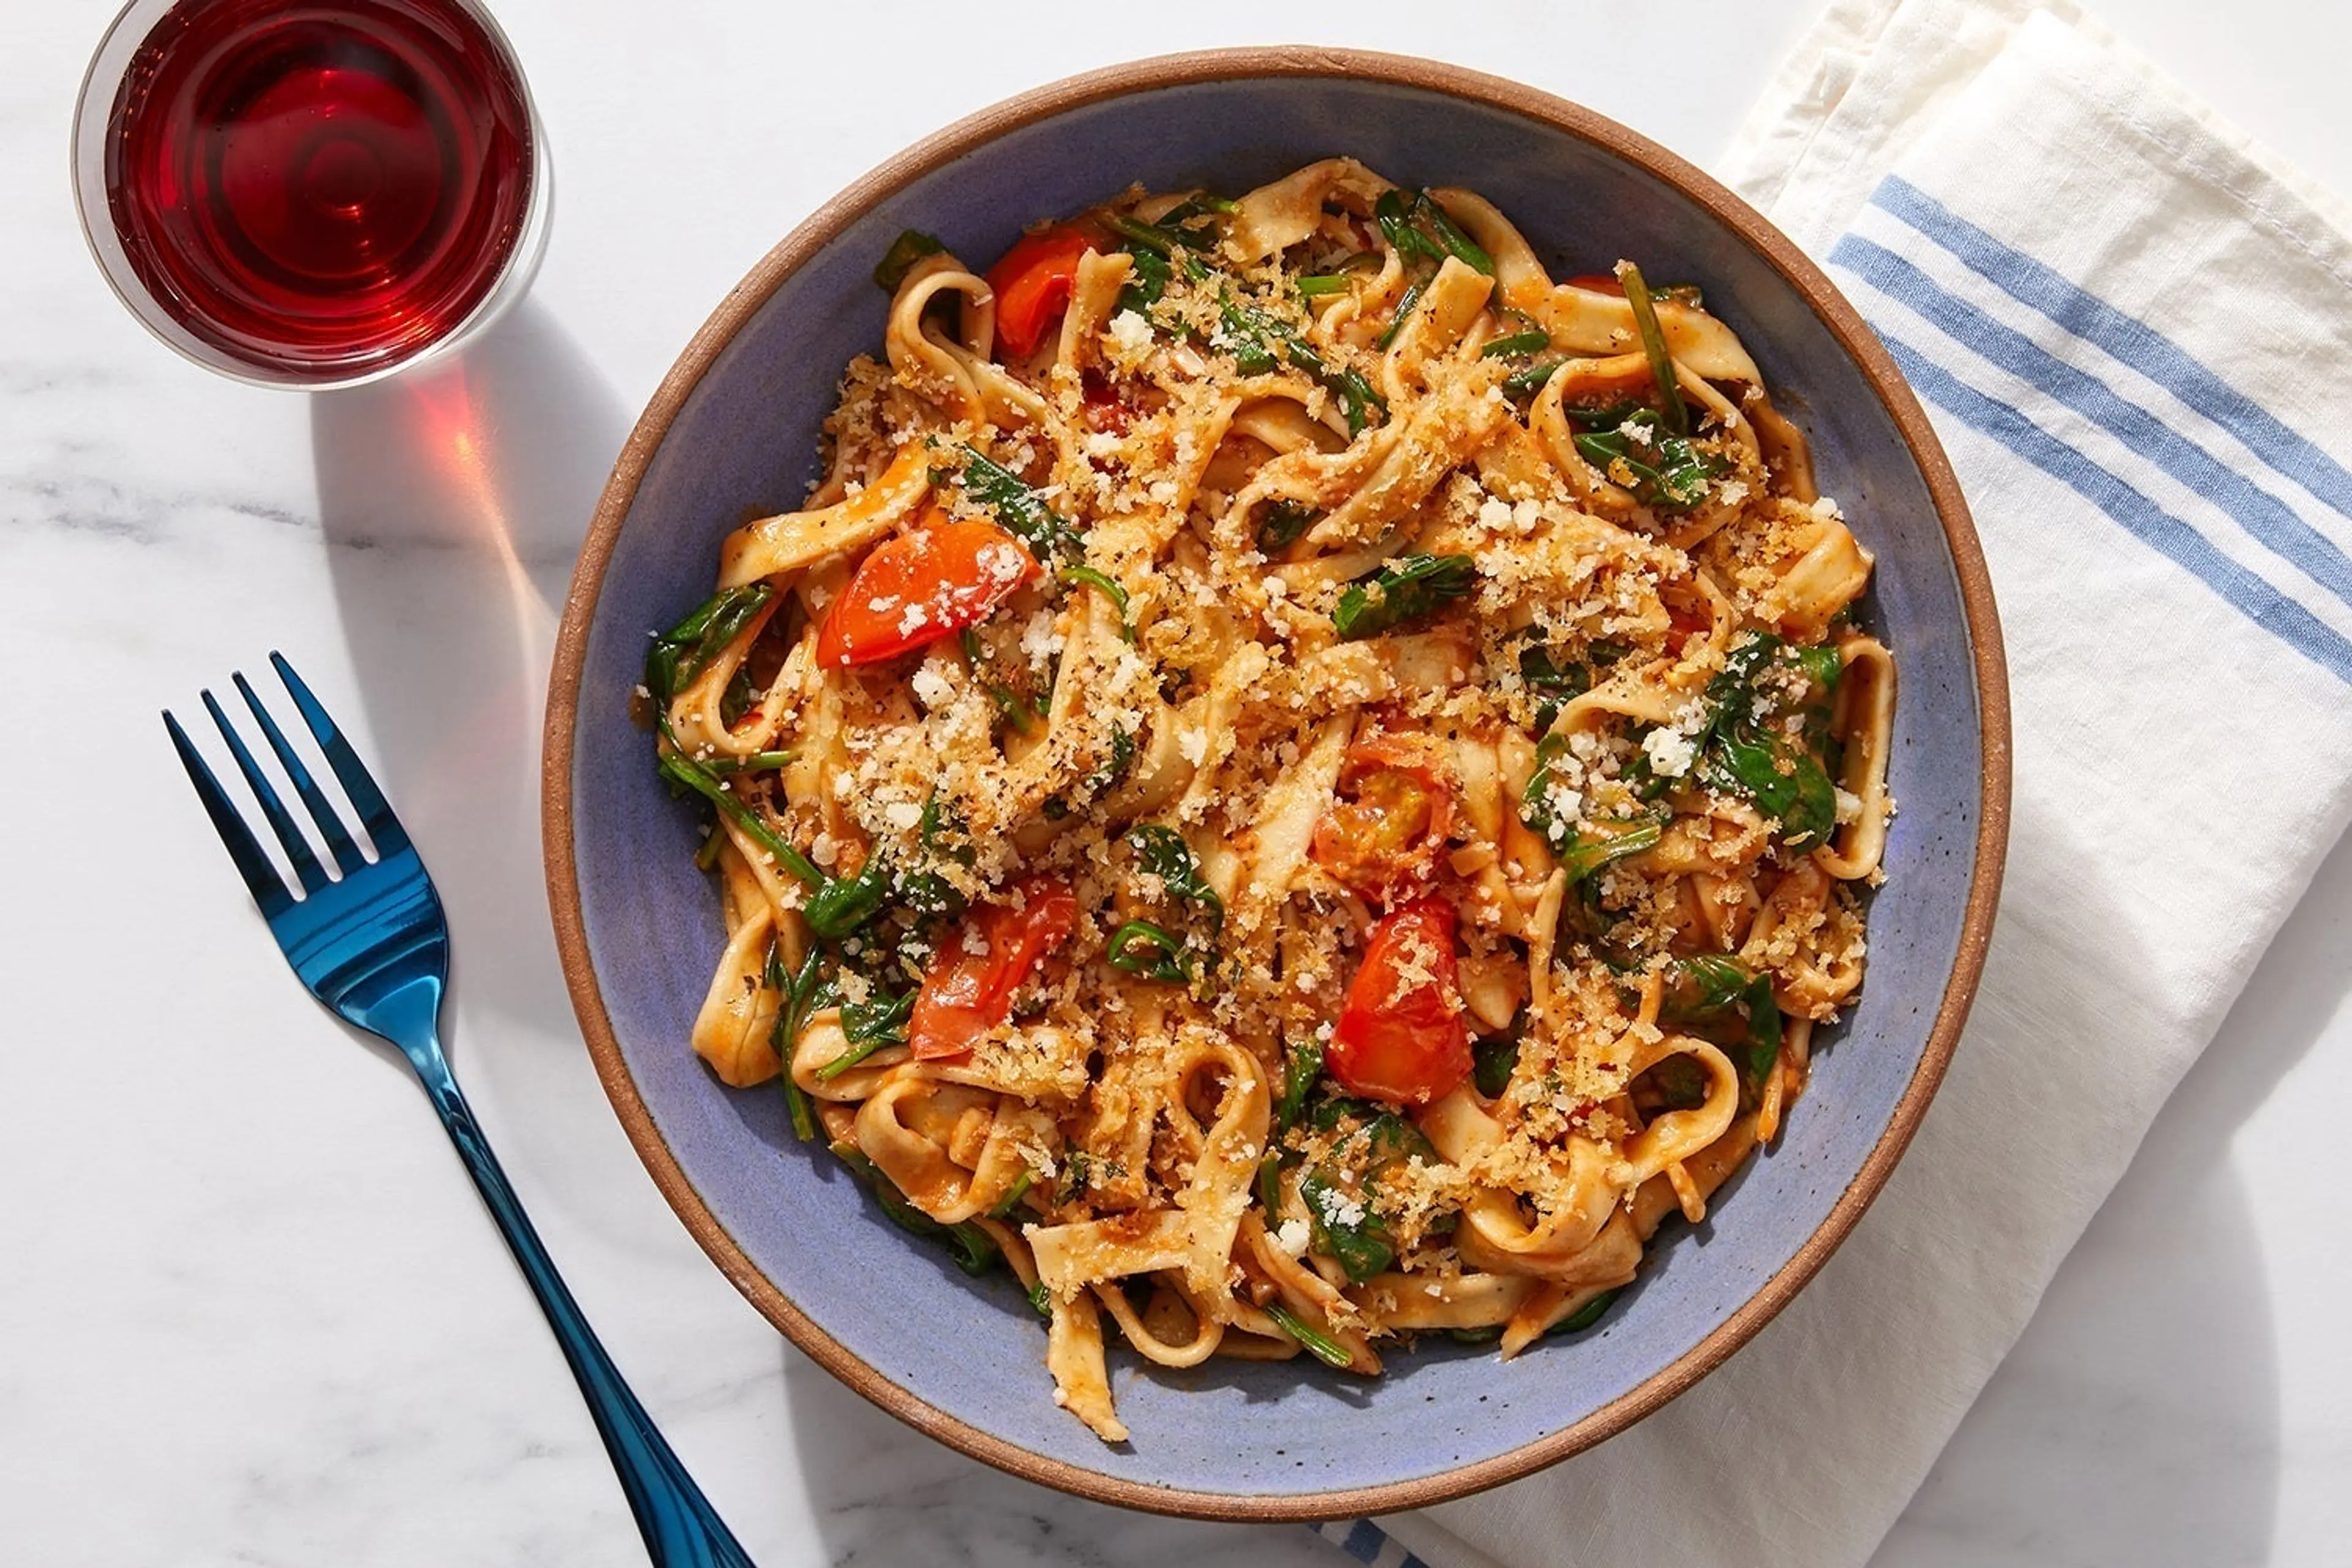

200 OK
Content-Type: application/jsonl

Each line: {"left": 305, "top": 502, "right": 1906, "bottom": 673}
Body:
{"left": 908, "top": 875, "right": 1080, "bottom": 1059}
{"left": 1079, "top": 368, "right": 1134, "bottom": 434}
{"left": 987, "top": 225, "right": 1096, "bottom": 360}
{"left": 1311, "top": 733, "right": 1456, "bottom": 899}
{"left": 1329, "top": 897, "right": 1472, "bottom": 1106}
{"left": 816, "top": 509, "right": 1039, "bottom": 668}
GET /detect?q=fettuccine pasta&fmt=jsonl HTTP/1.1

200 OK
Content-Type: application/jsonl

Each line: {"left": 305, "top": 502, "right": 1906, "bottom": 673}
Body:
{"left": 641, "top": 160, "right": 1894, "bottom": 1442}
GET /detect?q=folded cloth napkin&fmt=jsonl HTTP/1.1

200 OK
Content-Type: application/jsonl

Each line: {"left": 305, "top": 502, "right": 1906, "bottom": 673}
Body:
{"left": 1336, "top": 4, "right": 2352, "bottom": 1565}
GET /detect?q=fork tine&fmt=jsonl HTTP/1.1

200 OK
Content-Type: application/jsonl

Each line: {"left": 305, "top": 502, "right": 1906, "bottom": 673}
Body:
{"left": 203, "top": 688, "right": 330, "bottom": 895}
{"left": 165, "top": 710, "right": 295, "bottom": 916}
{"left": 233, "top": 671, "right": 367, "bottom": 876}
{"left": 270, "top": 652, "right": 410, "bottom": 856}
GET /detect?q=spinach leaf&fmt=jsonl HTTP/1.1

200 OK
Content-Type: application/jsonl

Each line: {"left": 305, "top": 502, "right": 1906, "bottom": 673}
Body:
{"left": 1616, "top": 260, "right": 1690, "bottom": 437}
{"left": 1083, "top": 725, "right": 1136, "bottom": 797}
{"left": 1472, "top": 1033, "right": 1520, "bottom": 1098}
{"left": 829, "top": 1137, "right": 1001, "bottom": 1276}
{"left": 1555, "top": 1288, "right": 1619, "bottom": 1335}
{"left": 1574, "top": 425, "right": 1722, "bottom": 511}
{"left": 1106, "top": 919, "right": 1193, "bottom": 984}
{"left": 892, "top": 792, "right": 973, "bottom": 922}
{"left": 960, "top": 627, "right": 1042, "bottom": 735}
{"left": 988, "top": 1169, "right": 1036, "bottom": 1220}
{"left": 960, "top": 447, "right": 1084, "bottom": 562}
{"left": 1058, "top": 565, "right": 1133, "bottom": 641}
{"left": 1264, "top": 1302, "right": 1354, "bottom": 1369}
{"left": 1258, "top": 1037, "right": 1326, "bottom": 1217}
{"left": 1301, "top": 1171, "right": 1395, "bottom": 1284}
{"left": 1410, "top": 192, "right": 1494, "bottom": 274}
{"left": 1256, "top": 500, "right": 1318, "bottom": 553}
{"left": 1504, "top": 359, "right": 1563, "bottom": 398}
{"left": 1127, "top": 824, "right": 1223, "bottom": 929}
{"left": 1101, "top": 211, "right": 1190, "bottom": 257}
{"left": 1376, "top": 277, "right": 1426, "bottom": 350}
{"left": 720, "top": 665, "right": 758, "bottom": 729}
{"left": 644, "top": 584, "right": 774, "bottom": 709}
{"left": 767, "top": 943, "right": 837, "bottom": 1142}
{"left": 1555, "top": 805, "right": 1669, "bottom": 882}
{"left": 1374, "top": 189, "right": 1442, "bottom": 264}
{"left": 1643, "top": 1052, "right": 1711, "bottom": 1111}
{"left": 1309, "top": 1094, "right": 1387, "bottom": 1134}
{"left": 1215, "top": 290, "right": 1385, "bottom": 435}
{"left": 1480, "top": 328, "right": 1551, "bottom": 359}
{"left": 1256, "top": 1149, "right": 1285, "bottom": 1218}
{"left": 1052, "top": 1149, "right": 1127, "bottom": 1206}
{"left": 815, "top": 987, "right": 914, "bottom": 1082}
{"left": 1374, "top": 189, "right": 1494, "bottom": 274}
{"left": 1117, "top": 244, "right": 1172, "bottom": 315}
{"left": 657, "top": 751, "right": 826, "bottom": 890}
{"left": 1332, "top": 554, "right": 1476, "bottom": 640}
{"left": 872, "top": 229, "right": 945, "bottom": 292}
{"left": 1518, "top": 644, "right": 1591, "bottom": 732}
{"left": 1215, "top": 289, "right": 1285, "bottom": 374}
{"left": 699, "top": 750, "right": 793, "bottom": 777}
{"left": 802, "top": 853, "right": 892, "bottom": 939}
{"left": 1562, "top": 396, "right": 1653, "bottom": 430}
{"left": 1694, "top": 633, "right": 1842, "bottom": 848}
{"left": 1277, "top": 1039, "right": 1324, "bottom": 1128}
{"left": 1662, "top": 952, "right": 1754, "bottom": 1016}
{"left": 1659, "top": 954, "right": 1783, "bottom": 1085}
{"left": 1294, "top": 1102, "right": 1449, "bottom": 1283}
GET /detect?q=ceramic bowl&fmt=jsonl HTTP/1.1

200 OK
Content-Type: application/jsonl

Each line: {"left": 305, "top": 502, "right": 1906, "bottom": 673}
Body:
{"left": 543, "top": 47, "right": 2010, "bottom": 1520}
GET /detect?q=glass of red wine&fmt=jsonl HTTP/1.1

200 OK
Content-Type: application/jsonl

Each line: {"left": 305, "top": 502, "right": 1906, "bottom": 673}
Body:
{"left": 72, "top": 0, "right": 551, "bottom": 390}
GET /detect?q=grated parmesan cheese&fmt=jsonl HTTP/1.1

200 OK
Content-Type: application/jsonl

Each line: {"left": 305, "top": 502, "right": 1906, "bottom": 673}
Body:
{"left": 1106, "top": 309, "right": 1153, "bottom": 357}
{"left": 1642, "top": 726, "right": 1698, "bottom": 778}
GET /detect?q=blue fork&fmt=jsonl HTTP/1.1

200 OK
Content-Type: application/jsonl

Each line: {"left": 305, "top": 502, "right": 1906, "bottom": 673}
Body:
{"left": 165, "top": 652, "right": 756, "bottom": 1568}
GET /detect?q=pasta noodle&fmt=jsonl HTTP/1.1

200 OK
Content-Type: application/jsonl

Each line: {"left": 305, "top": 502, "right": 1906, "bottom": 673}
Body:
{"left": 639, "top": 162, "right": 1896, "bottom": 1440}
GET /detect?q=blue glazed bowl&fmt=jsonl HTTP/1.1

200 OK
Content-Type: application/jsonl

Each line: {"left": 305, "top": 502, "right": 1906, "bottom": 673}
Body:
{"left": 544, "top": 48, "right": 2009, "bottom": 1519}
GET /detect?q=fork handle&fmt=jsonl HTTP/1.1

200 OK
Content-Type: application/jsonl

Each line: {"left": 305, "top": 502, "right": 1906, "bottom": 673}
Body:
{"left": 411, "top": 1046, "right": 758, "bottom": 1568}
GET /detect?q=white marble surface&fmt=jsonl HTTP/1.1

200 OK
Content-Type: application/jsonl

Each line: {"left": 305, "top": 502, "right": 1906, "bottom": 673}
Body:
{"left": 4, "top": 1, "right": 2346, "bottom": 1564}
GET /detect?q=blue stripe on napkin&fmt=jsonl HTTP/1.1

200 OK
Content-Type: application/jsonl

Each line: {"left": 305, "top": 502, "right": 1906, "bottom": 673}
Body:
{"left": 1312, "top": 1518, "right": 1432, "bottom": 1568}
{"left": 1831, "top": 232, "right": 2352, "bottom": 611}
{"left": 1854, "top": 326, "right": 2352, "bottom": 684}
{"left": 1826, "top": 178, "right": 2352, "bottom": 686}
{"left": 1874, "top": 175, "right": 2352, "bottom": 526}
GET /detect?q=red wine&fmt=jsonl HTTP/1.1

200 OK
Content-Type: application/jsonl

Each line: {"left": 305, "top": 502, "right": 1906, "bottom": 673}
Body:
{"left": 105, "top": 0, "right": 536, "bottom": 379}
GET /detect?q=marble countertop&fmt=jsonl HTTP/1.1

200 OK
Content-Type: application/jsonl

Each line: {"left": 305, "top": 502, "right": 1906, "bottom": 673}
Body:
{"left": 6, "top": 2, "right": 2346, "bottom": 1563}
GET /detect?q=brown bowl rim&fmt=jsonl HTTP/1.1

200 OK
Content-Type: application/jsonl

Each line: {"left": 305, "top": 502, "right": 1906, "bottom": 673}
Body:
{"left": 541, "top": 44, "right": 2013, "bottom": 1523}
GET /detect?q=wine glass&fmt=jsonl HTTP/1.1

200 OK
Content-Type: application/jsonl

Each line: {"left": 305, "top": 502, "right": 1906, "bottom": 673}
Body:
{"left": 71, "top": 0, "right": 553, "bottom": 390}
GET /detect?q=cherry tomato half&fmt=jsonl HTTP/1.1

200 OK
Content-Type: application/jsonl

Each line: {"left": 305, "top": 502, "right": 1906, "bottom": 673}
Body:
{"left": 1080, "top": 368, "right": 1134, "bottom": 434}
{"left": 987, "top": 225, "right": 1096, "bottom": 361}
{"left": 1311, "top": 734, "right": 1455, "bottom": 899}
{"left": 1329, "top": 897, "right": 1472, "bottom": 1106}
{"left": 908, "top": 875, "right": 1080, "bottom": 1060}
{"left": 816, "top": 510, "right": 1039, "bottom": 668}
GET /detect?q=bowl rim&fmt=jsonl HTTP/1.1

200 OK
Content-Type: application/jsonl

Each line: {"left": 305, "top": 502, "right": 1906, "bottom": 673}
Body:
{"left": 541, "top": 44, "right": 2013, "bottom": 1522}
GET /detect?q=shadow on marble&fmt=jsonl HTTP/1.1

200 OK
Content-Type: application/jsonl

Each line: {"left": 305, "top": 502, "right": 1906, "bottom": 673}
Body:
{"left": 306, "top": 300, "right": 630, "bottom": 1145}
{"left": 1873, "top": 830, "right": 2352, "bottom": 1567}
{"left": 780, "top": 1348, "right": 1346, "bottom": 1568}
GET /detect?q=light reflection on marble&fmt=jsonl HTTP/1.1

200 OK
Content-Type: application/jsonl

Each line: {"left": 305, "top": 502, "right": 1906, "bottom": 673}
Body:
{"left": 6, "top": 1, "right": 2351, "bottom": 1564}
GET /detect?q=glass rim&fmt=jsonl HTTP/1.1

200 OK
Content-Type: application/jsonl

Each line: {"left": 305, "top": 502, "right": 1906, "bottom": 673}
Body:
{"left": 69, "top": 0, "right": 554, "bottom": 393}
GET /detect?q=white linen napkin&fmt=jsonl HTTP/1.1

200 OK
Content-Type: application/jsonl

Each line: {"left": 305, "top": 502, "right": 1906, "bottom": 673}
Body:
{"left": 1338, "top": 5, "right": 2352, "bottom": 1565}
